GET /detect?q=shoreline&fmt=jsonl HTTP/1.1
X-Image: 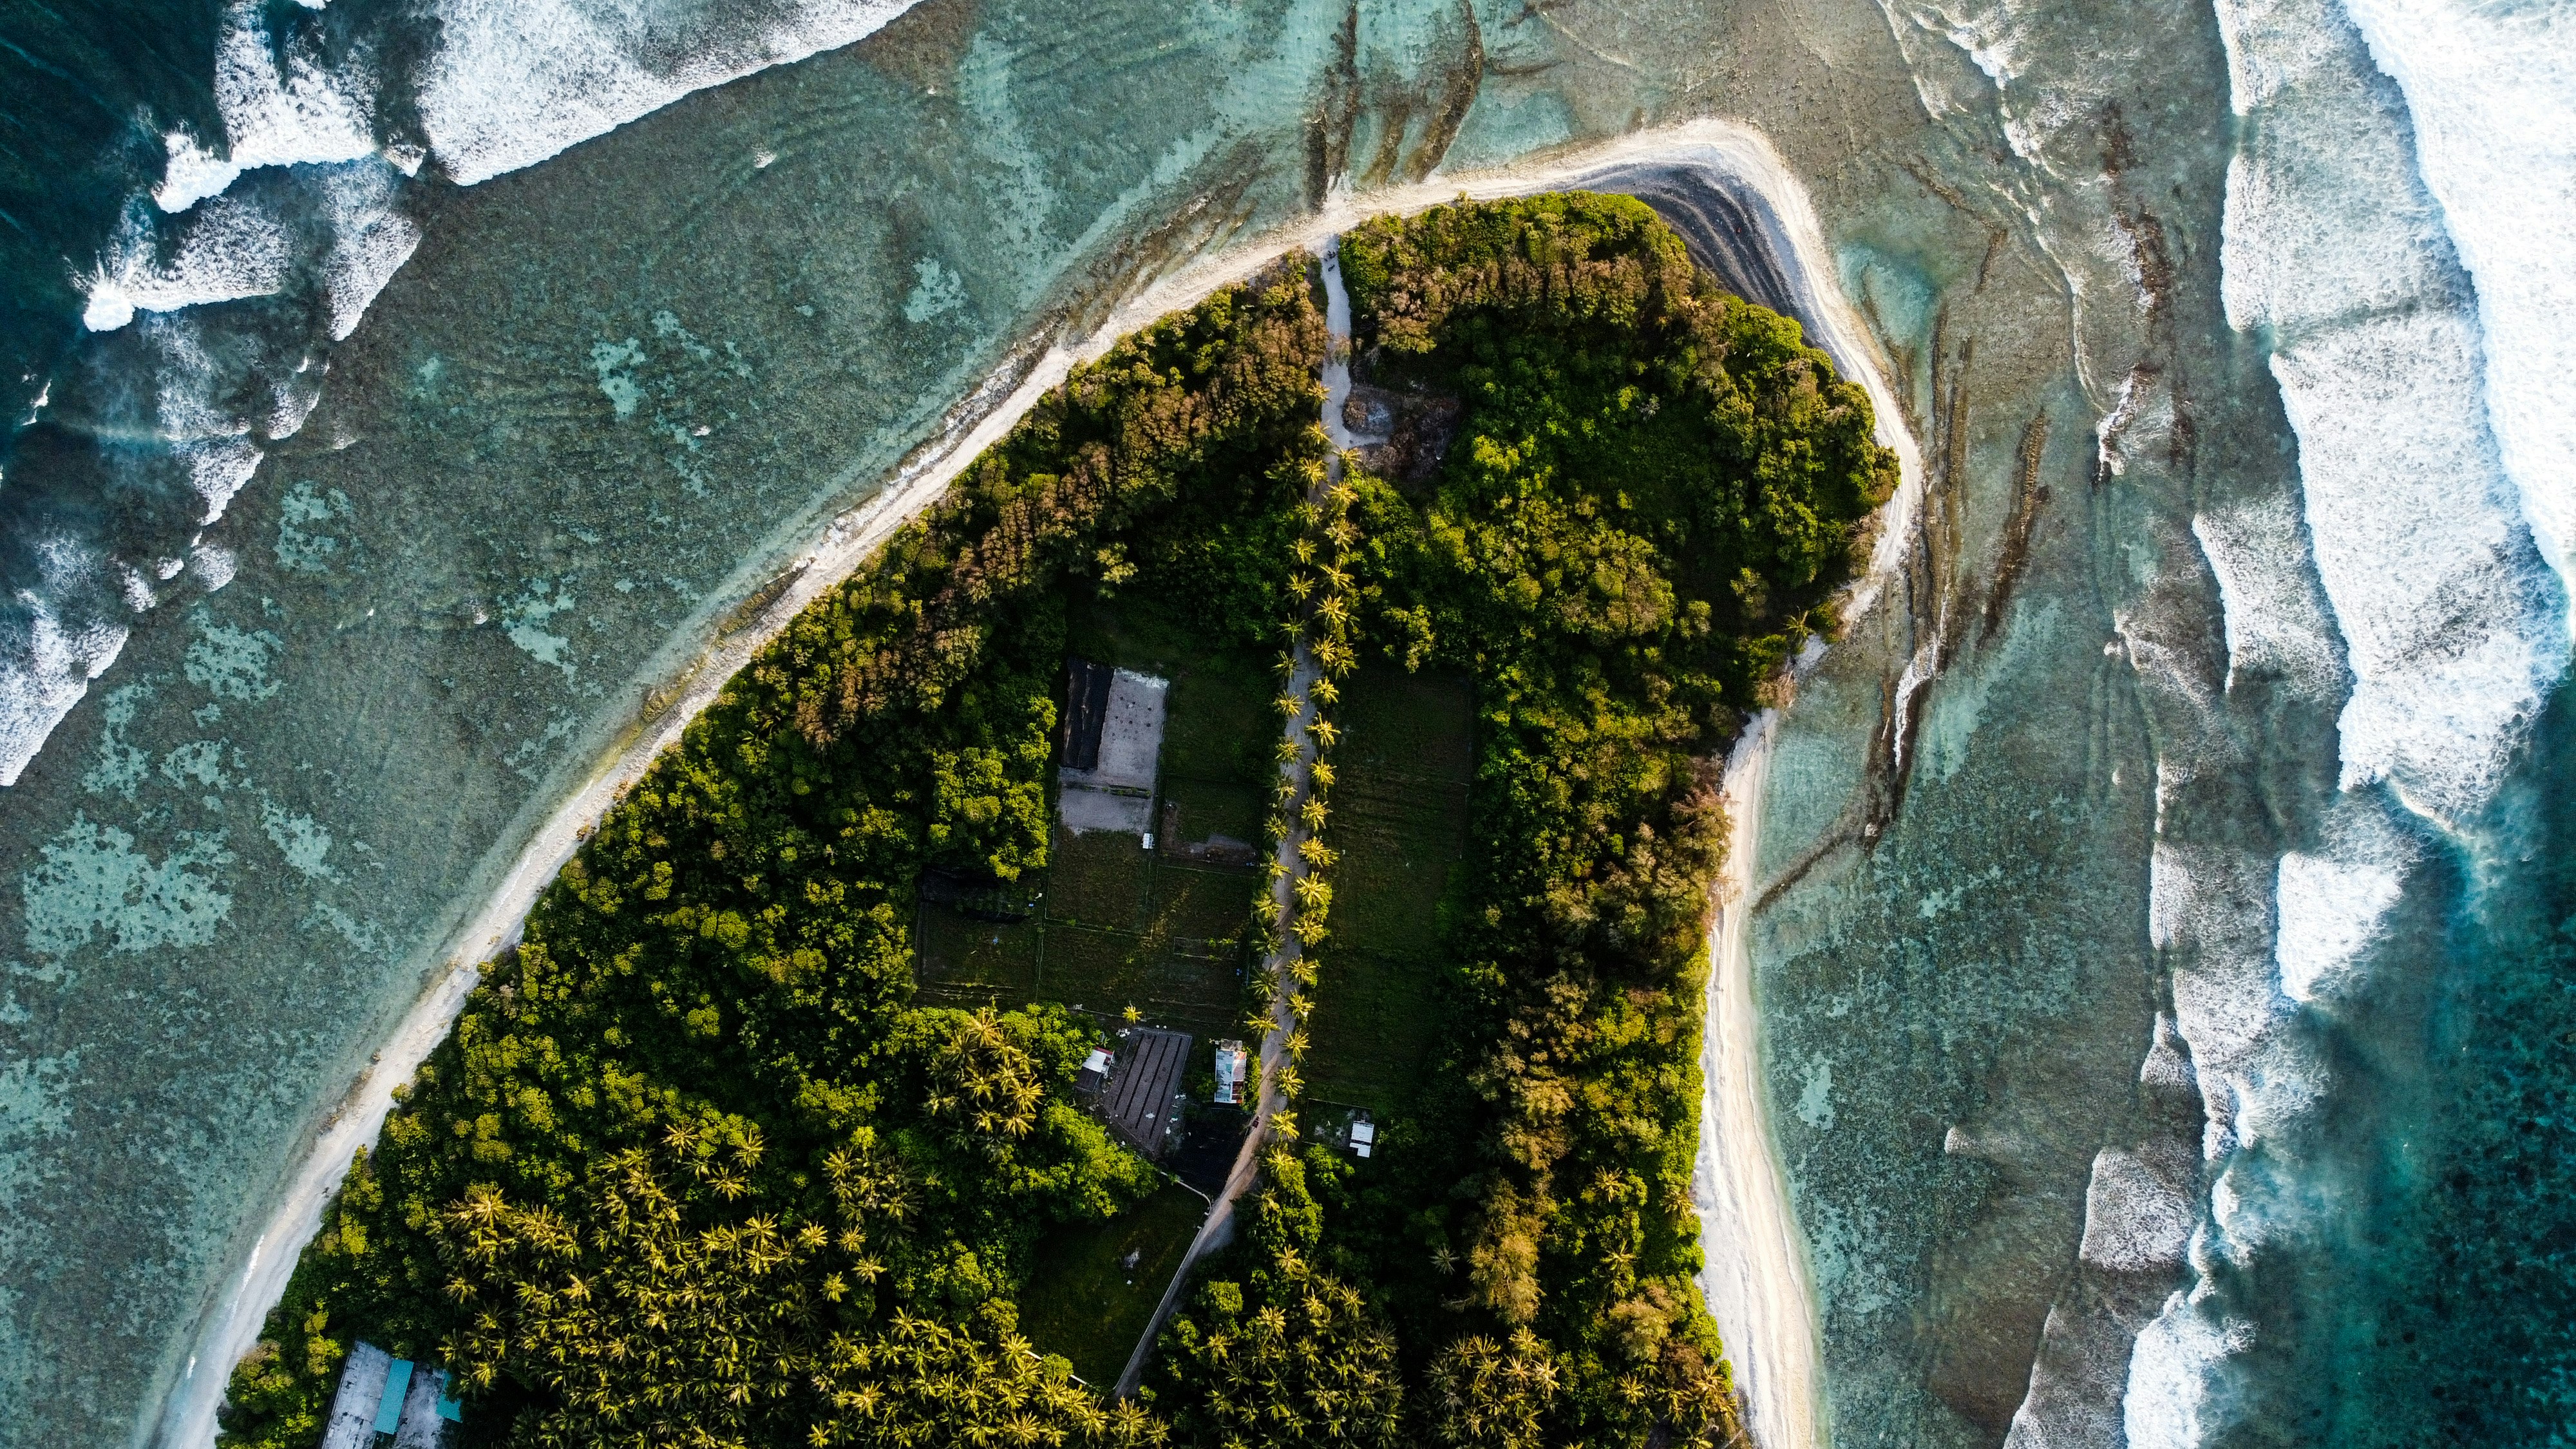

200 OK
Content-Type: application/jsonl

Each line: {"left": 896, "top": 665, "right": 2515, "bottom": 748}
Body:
{"left": 1695, "top": 705, "right": 1821, "bottom": 1449}
{"left": 153, "top": 117, "right": 1920, "bottom": 1449}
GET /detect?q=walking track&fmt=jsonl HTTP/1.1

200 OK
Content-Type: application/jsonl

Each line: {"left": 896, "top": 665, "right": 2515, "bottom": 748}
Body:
{"left": 1112, "top": 236, "right": 1357, "bottom": 1396}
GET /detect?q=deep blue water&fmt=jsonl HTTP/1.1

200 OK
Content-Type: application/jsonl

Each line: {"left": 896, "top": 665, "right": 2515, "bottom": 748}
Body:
{"left": 0, "top": 0, "right": 223, "bottom": 420}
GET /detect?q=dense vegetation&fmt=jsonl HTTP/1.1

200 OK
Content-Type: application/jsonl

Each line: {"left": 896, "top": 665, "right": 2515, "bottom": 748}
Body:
{"left": 218, "top": 260, "right": 1326, "bottom": 1449}
{"left": 220, "top": 194, "right": 1893, "bottom": 1449}
{"left": 1160, "top": 193, "right": 1896, "bottom": 1446}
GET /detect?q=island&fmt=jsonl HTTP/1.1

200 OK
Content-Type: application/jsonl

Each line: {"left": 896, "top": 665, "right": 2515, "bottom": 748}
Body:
{"left": 216, "top": 193, "right": 1893, "bottom": 1449}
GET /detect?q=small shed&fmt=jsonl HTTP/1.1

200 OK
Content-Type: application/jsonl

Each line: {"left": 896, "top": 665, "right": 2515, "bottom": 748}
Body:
{"left": 1075, "top": 1047, "right": 1112, "bottom": 1095}
{"left": 1350, "top": 1118, "right": 1376, "bottom": 1159}
{"left": 1211, "top": 1039, "right": 1249, "bottom": 1106}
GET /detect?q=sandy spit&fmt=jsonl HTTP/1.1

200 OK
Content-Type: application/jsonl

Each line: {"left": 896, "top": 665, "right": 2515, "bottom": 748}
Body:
{"left": 156, "top": 117, "right": 1919, "bottom": 1449}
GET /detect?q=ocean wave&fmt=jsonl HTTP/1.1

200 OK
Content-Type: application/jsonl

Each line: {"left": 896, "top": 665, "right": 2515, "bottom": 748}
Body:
{"left": 2189, "top": 502, "right": 2343, "bottom": 698}
{"left": 2338, "top": 0, "right": 2576, "bottom": 602}
{"left": 2123, "top": 1282, "right": 2254, "bottom": 1449}
{"left": 8, "top": 0, "right": 930, "bottom": 791}
{"left": 417, "top": 0, "right": 919, "bottom": 186}
{"left": 2271, "top": 825, "right": 2407, "bottom": 1004}
{"left": 0, "top": 543, "right": 133, "bottom": 789}
{"left": 2136, "top": 0, "right": 2571, "bottom": 1435}
{"left": 80, "top": 194, "right": 296, "bottom": 333}
{"left": 153, "top": 0, "right": 377, "bottom": 216}
{"left": 2266, "top": 309, "right": 2561, "bottom": 820}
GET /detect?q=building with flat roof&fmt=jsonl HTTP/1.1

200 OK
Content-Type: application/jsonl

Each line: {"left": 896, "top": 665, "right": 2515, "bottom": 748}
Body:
{"left": 1059, "top": 659, "right": 1167, "bottom": 838}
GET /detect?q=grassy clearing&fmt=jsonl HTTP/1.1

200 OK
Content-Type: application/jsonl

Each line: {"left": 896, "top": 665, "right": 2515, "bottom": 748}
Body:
{"left": 1305, "top": 667, "right": 1474, "bottom": 1110}
{"left": 1019, "top": 1182, "right": 1209, "bottom": 1385}
{"left": 1144, "top": 865, "right": 1256, "bottom": 946}
{"left": 914, "top": 907, "right": 1043, "bottom": 1000}
{"left": 1036, "top": 925, "right": 1240, "bottom": 1037}
{"left": 1160, "top": 775, "right": 1263, "bottom": 848}
{"left": 1047, "top": 828, "right": 1153, "bottom": 929}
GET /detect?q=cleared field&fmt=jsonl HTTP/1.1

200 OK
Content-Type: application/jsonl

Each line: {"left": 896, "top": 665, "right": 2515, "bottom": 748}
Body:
{"left": 1019, "top": 1182, "right": 1208, "bottom": 1385}
{"left": 1039, "top": 924, "right": 1240, "bottom": 1037}
{"left": 1160, "top": 775, "right": 1263, "bottom": 851}
{"left": 1305, "top": 667, "right": 1475, "bottom": 1110}
{"left": 1046, "top": 828, "right": 1152, "bottom": 928}
{"left": 1142, "top": 864, "right": 1256, "bottom": 946}
{"left": 913, "top": 907, "right": 1041, "bottom": 1000}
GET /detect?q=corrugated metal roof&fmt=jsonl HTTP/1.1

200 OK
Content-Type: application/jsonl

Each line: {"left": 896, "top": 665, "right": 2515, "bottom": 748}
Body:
{"left": 1100, "top": 1028, "right": 1191, "bottom": 1158}
{"left": 321, "top": 1341, "right": 391, "bottom": 1449}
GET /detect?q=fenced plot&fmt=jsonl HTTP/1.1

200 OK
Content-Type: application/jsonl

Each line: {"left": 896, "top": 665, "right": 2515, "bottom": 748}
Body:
{"left": 913, "top": 907, "right": 1042, "bottom": 1003}
{"left": 1046, "top": 828, "right": 1153, "bottom": 929}
{"left": 1018, "top": 1183, "right": 1208, "bottom": 1385}
{"left": 1304, "top": 667, "right": 1475, "bottom": 1110}
{"left": 1037, "top": 924, "right": 1242, "bottom": 1039}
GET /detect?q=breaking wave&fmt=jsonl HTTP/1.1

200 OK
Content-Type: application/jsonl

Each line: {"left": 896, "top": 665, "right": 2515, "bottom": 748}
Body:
{"left": 3, "top": 0, "right": 925, "bottom": 789}
{"left": 2131, "top": 0, "right": 2572, "bottom": 1439}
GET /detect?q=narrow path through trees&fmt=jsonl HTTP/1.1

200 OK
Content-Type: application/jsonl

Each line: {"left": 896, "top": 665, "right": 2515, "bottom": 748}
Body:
{"left": 1113, "top": 239, "right": 1355, "bottom": 1396}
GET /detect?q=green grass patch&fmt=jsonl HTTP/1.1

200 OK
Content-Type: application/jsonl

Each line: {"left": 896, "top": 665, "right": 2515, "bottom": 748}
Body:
{"left": 1143, "top": 865, "right": 1258, "bottom": 947}
{"left": 915, "top": 906, "right": 1043, "bottom": 999}
{"left": 1334, "top": 665, "right": 1475, "bottom": 783}
{"left": 1046, "top": 828, "right": 1151, "bottom": 930}
{"left": 1331, "top": 784, "right": 1465, "bottom": 961}
{"left": 1019, "top": 1182, "right": 1208, "bottom": 1385}
{"left": 1160, "top": 775, "right": 1264, "bottom": 848}
{"left": 1306, "top": 667, "right": 1473, "bottom": 1110}
{"left": 1304, "top": 947, "right": 1444, "bottom": 1110}
{"left": 1036, "top": 925, "right": 1239, "bottom": 1036}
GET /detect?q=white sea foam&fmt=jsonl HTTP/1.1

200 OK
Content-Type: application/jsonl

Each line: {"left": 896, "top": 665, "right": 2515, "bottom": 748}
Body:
{"left": 2214, "top": 0, "right": 2455, "bottom": 333}
{"left": 0, "top": 547, "right": 133, "bottom": 788}
{"left": 183, "top": 439, "right": 265, "bottom": 527}
{"left": 2078, "top": 1146, "right": 2198, "bottom": 1274}
{"left": 81, "top": 196, "right": 295, "bottom": 332}
{"left": 26, "top": 0, "right": 937, "bottom": 801}
{"left": 2337, "top": 0, "right": 2576, "bottom": 605}
{"left": 2217, "top": 0, "right": 2562, "bottom": 826}
{"left": 2125, "top": 1284, "right": 2252, "bottom": 1449}
{"left": 2190, "top": 503, "right": 2342, "bottom": 698}
{"left": 2137, "top": 0, "right": 2570, "bottom": 1435}
{"left": 2273, "top": 851, "right": 2396, "bottom": 1002}
{"left": 415, "top": 0, "right": 918, "bottom": 185}
{"left": 2267, "top": 311, "right": 2559, "bottom": 820}
{"left": 154, "top": 1, "right": 377, "bottom": 215}
{"left": 190, "top": 545, "right": 239, "bottom": 594}
{"left": 323, "top": 210, "right": 421, "bottom": 343}
{"left": 316, "top": 162, "right": 422, "bottom": 341}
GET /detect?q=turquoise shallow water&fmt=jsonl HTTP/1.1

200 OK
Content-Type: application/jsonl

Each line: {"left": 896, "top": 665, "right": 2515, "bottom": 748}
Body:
{"left": 1, "top": 0, "right": 2570, "bottom": 1445}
